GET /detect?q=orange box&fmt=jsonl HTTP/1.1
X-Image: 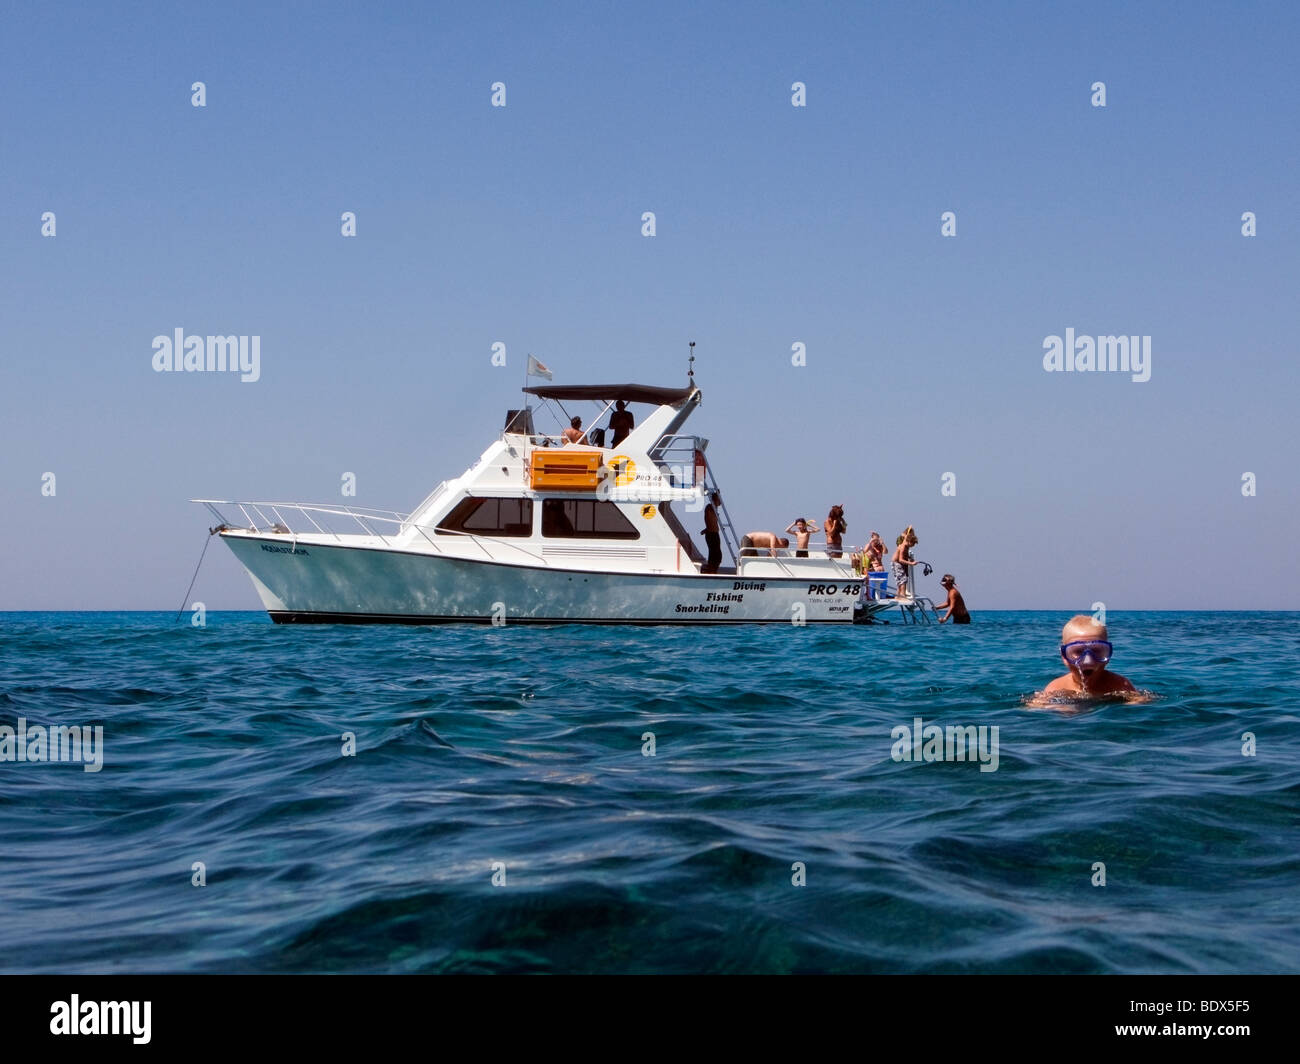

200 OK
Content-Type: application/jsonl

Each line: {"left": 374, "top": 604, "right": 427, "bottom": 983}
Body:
{"left": 529, "top": 450, "right": 601, "bottom": 490}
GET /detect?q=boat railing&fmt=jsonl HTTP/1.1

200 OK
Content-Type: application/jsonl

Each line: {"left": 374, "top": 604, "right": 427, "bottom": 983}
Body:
{"left": 648, "top": 434, "right": 703, "bottom": 487}
{"left": 736, "top": 546, "right": 859, "bottom": 578}
{"left": 194, "top": 499, "right": 559, "bottom": 566}
{"left": 194, "top": 500, "right": 416, "bottom": 546}
{"left": 512, "top": 432, "right": 591, "bottom": 449}
{"left": 693, "top": 460, "right": 740, "bottom": 568}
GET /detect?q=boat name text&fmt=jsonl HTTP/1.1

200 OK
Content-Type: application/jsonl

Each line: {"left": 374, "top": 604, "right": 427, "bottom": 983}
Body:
{"left": 260, "top": 543, "right": 310, "bottom": 555}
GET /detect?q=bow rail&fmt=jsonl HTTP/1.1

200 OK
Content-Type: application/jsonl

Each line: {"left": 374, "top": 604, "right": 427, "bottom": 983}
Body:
{"left": 193, "top": 499, "right": 411, "bottom": 543}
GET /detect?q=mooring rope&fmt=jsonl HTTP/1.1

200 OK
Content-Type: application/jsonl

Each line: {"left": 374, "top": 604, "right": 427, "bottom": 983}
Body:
{"left": 175, "top": 528, "right": 218, "bottom": 623}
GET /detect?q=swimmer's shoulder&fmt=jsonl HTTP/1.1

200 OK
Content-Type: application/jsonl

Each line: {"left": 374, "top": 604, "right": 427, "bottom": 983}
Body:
{"left": 1101, "top": 671, "right": 1136, "bottom": 692}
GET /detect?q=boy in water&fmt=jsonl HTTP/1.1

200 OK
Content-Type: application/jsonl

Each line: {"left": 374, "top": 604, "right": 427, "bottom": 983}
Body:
{"left": 1032, "top": 614, "right": 1145, "bottom": 704}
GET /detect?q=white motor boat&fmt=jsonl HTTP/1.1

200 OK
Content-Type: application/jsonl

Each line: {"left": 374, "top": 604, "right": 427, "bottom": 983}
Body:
{"left": 196, "top": 374, "right": 935, "bottom": 624}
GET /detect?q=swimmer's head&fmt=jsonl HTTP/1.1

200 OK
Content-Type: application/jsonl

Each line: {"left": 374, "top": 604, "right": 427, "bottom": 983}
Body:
{"left": 777, "top": 537, "right": 790, "bottom": 548}
{"left": 1060, "top": 614, "right": 1111, "bottom": 684}
{"left": 1062, "top": 614, "right": 1107, "bottom": 642}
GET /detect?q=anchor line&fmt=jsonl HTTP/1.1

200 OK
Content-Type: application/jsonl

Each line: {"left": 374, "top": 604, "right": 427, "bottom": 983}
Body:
{"left": 175, "top": 527, "right": 220, "bottom": 623}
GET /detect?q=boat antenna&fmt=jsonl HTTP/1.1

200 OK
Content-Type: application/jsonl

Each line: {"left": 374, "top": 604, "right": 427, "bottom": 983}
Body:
{"left": 687, "top": 340, "right": 696, "bottom": 385}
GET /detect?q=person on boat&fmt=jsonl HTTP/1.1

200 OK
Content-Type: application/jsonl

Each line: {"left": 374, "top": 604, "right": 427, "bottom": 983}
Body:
{"left": 739, "top": 531, "right": 789, "bottom": 557}
{"left": 865, "top": 531, "right": 886, "bottom": 572}
{"left": 891, "top": 527, "right": 918, "bottom": 598}
{"left": 785, "top": 517, "right": 820, "bottom": 558}
{"left": 1030, "top": 615, "right": 1143, "bottom": 704}
{"left": 701, "top": 492, "right": 723, "bottom": 573}
{"left": 562, "top": 416, "right": 588, "bottom": 444}
{"left": 935, "top": 574, "right": 970, "bottom": 623}
{"left": 824, "top": 505, "right": 846, "bottom": 558}
{"left": 608, "top": 401, "right": 634, "bottom": 447}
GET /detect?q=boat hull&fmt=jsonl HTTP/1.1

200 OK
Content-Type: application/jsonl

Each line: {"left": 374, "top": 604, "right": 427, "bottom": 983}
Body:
{"left": 222, "top": 533, "right": 892, "bottom": 625}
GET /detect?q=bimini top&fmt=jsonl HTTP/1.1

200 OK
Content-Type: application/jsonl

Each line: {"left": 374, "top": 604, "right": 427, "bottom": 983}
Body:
{"left": 522, "top": 383, "right": 695, "bottom": 405}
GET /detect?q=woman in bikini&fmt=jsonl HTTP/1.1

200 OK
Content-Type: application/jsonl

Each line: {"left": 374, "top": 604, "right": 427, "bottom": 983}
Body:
{"left": 865, "top": 532, "right": 885, "bottom": 572}
{"left": 824, "top": 505, "right": 846, "bottom": 559}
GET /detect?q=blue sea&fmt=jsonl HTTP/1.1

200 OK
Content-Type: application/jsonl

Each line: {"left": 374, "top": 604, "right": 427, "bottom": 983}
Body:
{"left": 1, "top": 610, "right": 1297, "bottom": 974}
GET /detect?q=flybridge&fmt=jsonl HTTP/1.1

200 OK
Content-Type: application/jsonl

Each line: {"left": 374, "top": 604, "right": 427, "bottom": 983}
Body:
{"left": 505, "top": 382, "right": 711, "bottom": 501}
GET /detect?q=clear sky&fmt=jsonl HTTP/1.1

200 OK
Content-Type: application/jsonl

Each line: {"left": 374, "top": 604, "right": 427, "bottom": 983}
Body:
{"left": 2, "top": 0, "right": 1297, "bottom": 610}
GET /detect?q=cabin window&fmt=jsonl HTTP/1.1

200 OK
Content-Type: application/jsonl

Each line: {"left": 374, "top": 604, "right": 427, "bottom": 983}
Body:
{"left": 541, "top": 499, "right": 639, "bottom": 539}
{"left": 435, "top": 497, "right": 533, "bottom": 536}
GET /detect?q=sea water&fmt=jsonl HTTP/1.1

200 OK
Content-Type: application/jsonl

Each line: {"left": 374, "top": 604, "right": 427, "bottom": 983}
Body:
{"left": 0, "top": 610, "right": 1297, "bottom": 973}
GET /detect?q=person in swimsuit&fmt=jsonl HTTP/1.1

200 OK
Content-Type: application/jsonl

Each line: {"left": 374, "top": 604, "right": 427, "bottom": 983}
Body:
{"left": 701, "top": 492, "right": 722, "bottom": 573}
{"left": 865, "top": 532, "right": 886, "bottom": 571}
{"left": 1026, "top": 615, "right": 1151, "bottom": 708}
{"left": 785, "top": 517, "right": 820, "bottom": 558}
{"left": 824, "top": 505, "right": 846, "bottom": 559}
{"left": 859, "top": 531, "right": 887, "bottom": 598}
{"left": 739, "top": 531, "right": 789, "bottom": 557}
{"left": 935, "top": 574, "right": 970, "bottom": 623}
{"left": 891, "top": 527, "right": 918, "bottom": 598}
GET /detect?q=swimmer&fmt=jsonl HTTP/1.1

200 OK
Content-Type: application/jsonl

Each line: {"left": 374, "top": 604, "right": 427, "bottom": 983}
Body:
{"left": 1027, "top": 614, "right": 1149, "bottom": 708}
{"left": 935, "top": 574, "right": 970, "bottom": 623}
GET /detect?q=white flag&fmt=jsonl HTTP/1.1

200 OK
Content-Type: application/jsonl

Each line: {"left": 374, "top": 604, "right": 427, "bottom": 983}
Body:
{"left": 527, "top": 355, "right": 552, "bottom": 380}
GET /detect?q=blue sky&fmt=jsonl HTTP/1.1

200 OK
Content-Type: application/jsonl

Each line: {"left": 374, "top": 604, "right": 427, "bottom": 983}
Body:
{"left": 2, "top": 0, "right": 1297, "bottom": 609}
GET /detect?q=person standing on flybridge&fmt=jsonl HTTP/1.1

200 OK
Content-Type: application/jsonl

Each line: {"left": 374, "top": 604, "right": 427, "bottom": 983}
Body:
{"left": 609, "top": 401, "right": 634, "bottom": 447}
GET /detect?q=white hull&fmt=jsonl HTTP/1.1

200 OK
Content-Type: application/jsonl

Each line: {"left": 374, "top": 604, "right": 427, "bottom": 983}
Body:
{"left": 223, "top": 533, "right": 892, "bottom": 625}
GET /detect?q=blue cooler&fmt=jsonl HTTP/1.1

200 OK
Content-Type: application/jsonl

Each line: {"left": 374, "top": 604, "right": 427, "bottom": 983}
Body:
{"left": 867, "top": 571, "right": 887, "bottom": 599}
